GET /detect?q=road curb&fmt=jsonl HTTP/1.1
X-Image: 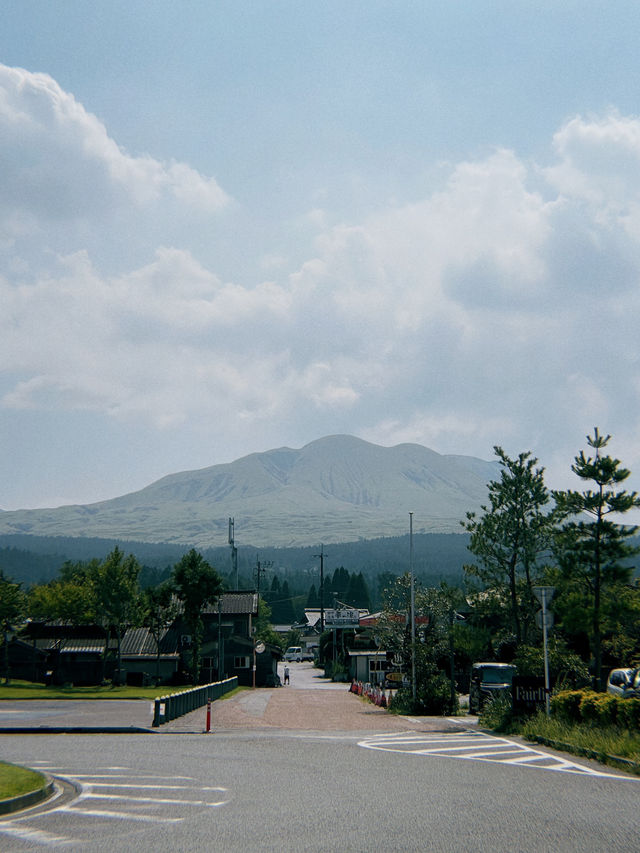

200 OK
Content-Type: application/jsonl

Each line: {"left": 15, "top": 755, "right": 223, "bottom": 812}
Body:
{"left": 0, "top": 726, "right": 155, "bottom": 735}
{"left": 0, "top": 776, "right": 55, "bottom": 816}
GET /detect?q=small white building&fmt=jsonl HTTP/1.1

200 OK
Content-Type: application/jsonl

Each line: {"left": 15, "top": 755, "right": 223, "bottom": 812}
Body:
{"left": 347, "top": 649, "right": 390, "bottom": 685}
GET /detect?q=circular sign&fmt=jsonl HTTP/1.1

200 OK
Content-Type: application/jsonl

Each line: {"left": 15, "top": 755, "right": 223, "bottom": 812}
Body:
{"left": 255, "top": 641, "right": 266, "bottom": 654}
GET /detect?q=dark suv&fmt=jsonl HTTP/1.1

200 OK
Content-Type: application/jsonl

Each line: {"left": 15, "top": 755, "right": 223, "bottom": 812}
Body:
{"left": 469, "top": 662, "right": 517, "bottom": 714}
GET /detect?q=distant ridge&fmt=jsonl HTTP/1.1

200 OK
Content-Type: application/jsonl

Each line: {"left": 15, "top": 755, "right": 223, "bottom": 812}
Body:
{"left": 0, "top": 435, "right": 499, "bottom": 547}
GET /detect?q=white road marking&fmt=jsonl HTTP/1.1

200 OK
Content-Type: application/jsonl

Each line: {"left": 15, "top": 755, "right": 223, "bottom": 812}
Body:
{"left": 0, "top": 823, "right": 76, "bottom": 845}
{"left": 57, "top": 806, "right": 183, "bottom": 823}
{"left": 0, "top": 765, "right": 229, "bottom": 846}
{"left": 358, "top": 730, "right": 639, "bottom": 779}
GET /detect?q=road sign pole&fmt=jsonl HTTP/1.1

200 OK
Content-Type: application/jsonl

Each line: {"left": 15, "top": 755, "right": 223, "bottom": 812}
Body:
{"left": 540, "top": 588, "right": 551, "bottom": 716}
{"left": 533, "top": 586, "right": 554, "bottom": 717}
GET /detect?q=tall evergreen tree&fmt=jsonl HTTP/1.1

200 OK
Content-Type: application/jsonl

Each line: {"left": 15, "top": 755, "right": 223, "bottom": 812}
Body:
{"left": 346, "top": 572, "right": 371, "bottom": 610}
{"left": 306, "top": 583, "right": 319, "bottom": 608}
{"left": 463, "top": 447, "right": 556, "bottom": 647}
{"left": 553, "top": 429, "right": 640, "bottom": 689}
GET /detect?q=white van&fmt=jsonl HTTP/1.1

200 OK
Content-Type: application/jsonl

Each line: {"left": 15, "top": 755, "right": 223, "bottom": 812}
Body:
{"left": 284, "top": 646, "right": 302, "bottom": 662}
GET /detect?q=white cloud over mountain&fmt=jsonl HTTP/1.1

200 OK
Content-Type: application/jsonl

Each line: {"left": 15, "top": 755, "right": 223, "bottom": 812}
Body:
{"left": 1, "top": 62, "right": 640, "bottom": 506}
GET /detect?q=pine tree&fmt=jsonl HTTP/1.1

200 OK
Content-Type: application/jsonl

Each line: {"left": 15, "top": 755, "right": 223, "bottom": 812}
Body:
{"left": 554, "top": 429, "right": 640, "bottom": 689}
{"left": 463, "top": 447, "right": 556, "bottom": 646}
{"left": 306, "top": 583, "right": 319, "bottom": 608}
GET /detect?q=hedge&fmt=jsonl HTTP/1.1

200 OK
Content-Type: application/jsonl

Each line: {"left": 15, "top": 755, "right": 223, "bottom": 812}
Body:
{"left": 551, "top": 689, "right": 640, "bottom": 728}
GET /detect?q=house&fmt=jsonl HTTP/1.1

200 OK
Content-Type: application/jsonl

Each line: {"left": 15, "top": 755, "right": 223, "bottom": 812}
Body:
{"left": 186, "top": 591, "right": 280, "bottom": 687}
{"left": 347, "top": 649, "right": 391, "bottom": 685}
{"left": 11, "top": 590, "right": 280, "bottom": 688}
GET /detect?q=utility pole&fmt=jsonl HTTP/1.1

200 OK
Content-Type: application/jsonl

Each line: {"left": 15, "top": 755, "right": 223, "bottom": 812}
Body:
{"left": 409, "top": 511, "right": 416, "bottom": 703}
{"left": 229, "top": 517, "right": 238, "bottom": 589}
{"left": 254, "top": 555, "right": 272, "bottom": 596}
{"left": 314, "top": 545, "right": 326, "bottom": 633}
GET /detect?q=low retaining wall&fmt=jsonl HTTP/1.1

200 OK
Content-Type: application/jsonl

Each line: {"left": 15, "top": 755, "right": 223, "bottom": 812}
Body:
{"left": 152, "top": 676, "right": 238, "bottom": 727}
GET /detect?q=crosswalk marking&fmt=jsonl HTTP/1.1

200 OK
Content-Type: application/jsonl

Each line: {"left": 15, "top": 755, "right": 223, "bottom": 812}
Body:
{"left": 358, "top": 729, "right": 638, "bottom": 779}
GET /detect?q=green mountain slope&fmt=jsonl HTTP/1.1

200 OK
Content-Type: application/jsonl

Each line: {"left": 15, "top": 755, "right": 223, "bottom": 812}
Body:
{"left": 0, "top": 435, "right": 499, "bottom": 547}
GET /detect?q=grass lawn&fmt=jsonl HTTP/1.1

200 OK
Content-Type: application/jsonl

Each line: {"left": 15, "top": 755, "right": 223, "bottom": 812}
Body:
{"left": 0, "top": 680, "right": 194, "bottom": 701}
{"left": 0, "top": 761, "right": 45, "bottom": 800}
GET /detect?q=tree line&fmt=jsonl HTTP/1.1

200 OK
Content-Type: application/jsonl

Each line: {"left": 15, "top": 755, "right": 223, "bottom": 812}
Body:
{"left": 373, "top": 428, "right": 640, "bottom": 715}
{"left": 0, "top": 548, "right": 223, "bottom": 686}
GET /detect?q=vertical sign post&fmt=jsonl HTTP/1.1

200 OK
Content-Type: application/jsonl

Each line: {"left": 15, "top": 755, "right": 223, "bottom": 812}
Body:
{"left": 533, "top": 586, "right": 555, "bottom": 717}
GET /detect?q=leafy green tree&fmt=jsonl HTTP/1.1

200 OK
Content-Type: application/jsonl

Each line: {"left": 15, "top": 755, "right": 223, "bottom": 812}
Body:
{"left": 92, "top": 547, "right": 143, "bottom": 680}
{"left": 0, "top": 572, "right": 25, "bottom": 685}
{"left": 463, "top": 447, "right": 556, "bottom": 647}
{"left": 553, "top": 429, "right": 640, "bottom": 689}
{"left": 377, "top": 574, "right": 456, "bottom": 714}
{"left": 171, "top": 549, "right": 223, "bottom": 683}
{"left": 27, "top": 562, "right": 98, "bottom": 683}
{"left": 511, "top": 639, "right": 589, "bottom": 689}
{"left": 254, "top": 599, "right": 284, "bottom": 651}
{"left": 28, "top": 576, "right": 95, "bottom": 626}
{"left": 143, "top": 583, "right": 180, "bottom": 686}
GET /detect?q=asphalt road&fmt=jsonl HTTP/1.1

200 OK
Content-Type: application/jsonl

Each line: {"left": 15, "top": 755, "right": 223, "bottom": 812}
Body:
{"left": 1, "top": 664, "right": 638, "bottom": 851}
{"left": 1, "top": 726, "right": 638, "bottom": 852}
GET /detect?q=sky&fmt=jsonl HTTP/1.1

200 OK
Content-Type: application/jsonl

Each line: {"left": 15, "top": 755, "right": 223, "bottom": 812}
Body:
{"left": 2, "top": 1, "right": 640, "bottom": 511}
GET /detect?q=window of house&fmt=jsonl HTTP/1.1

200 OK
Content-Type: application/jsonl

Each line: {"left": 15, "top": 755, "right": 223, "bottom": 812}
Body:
{"left": 234, "top": 656, "right": 250, "bottom": 669}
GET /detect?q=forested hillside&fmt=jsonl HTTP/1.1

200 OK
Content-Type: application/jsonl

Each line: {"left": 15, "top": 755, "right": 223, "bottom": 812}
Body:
{"left": 0, "top": 531, "right": 472, "bottom": 604}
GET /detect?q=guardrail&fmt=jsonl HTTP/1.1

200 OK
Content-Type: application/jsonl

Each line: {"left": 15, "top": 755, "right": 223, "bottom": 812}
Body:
{"left": 152, "top": 676, "right": 238, "bottom": 727}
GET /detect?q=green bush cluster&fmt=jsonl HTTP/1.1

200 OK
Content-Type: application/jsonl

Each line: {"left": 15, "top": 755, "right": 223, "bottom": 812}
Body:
{"left": 551, "top": 689, "right": 640, "bottom": 729}
{"left": 478, "top": 692, "right": 517, "bottom": 732}
{"left": 389, "top": 672, "right": 456, "bottom": 716}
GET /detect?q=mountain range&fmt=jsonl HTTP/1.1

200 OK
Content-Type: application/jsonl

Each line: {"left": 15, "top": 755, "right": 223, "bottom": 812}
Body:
{"left": 0, "top": 435, "right": 499, "bottom": 548}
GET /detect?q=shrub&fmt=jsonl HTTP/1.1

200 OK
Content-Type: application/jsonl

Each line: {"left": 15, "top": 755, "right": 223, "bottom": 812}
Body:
{"left": 479, "top": 692, "right": 516, "bottom": 732}
{"left": 616, "top": 697, "right": 640, "bottom": 730}
{"left": 389, "top": 673, "right": 456, "bottom": 716}
{"left": 551, "top": 689, "right": 586, "bottom": 724}
{"left": 578, "top": 692, "right": 601, "bottom": 724}
{"left": 590, "top": 694, "right": 618, "bottom": 727}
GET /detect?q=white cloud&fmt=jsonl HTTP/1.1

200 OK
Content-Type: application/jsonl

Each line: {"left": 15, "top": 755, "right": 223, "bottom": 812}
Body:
{"left": 0, "top": 64, "right": 229, "bottom": 250}
{"left": 2, "top": 65, "right": 640, "bottom": 502}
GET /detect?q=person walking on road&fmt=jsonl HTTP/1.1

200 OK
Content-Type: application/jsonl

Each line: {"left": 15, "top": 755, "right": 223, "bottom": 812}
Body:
{"left": 284, "top": 666, "right": 290, "bottom": 685}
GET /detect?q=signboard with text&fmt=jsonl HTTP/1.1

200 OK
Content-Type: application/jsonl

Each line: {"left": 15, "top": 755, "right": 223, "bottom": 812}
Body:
{"left": 512, "top": 676, "right": 548, "bottom": 714}
{"left": 324, "top": 609, "right": 361, "bottom": 627}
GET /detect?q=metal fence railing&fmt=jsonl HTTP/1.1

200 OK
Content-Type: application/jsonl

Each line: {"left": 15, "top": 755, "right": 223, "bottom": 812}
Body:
{"left": 152, "top": 676, "right": 238, "bottom": 727}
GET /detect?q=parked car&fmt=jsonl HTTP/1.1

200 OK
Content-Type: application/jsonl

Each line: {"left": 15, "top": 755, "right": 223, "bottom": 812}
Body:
{"left": 284, "top": 646, "right": 302, "bottom": 662}
{"left": 469, "top": 662, "right": 517, "bottom": 714}
{"left": 606, "top": 667, "right": 639, "bottom": 697}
